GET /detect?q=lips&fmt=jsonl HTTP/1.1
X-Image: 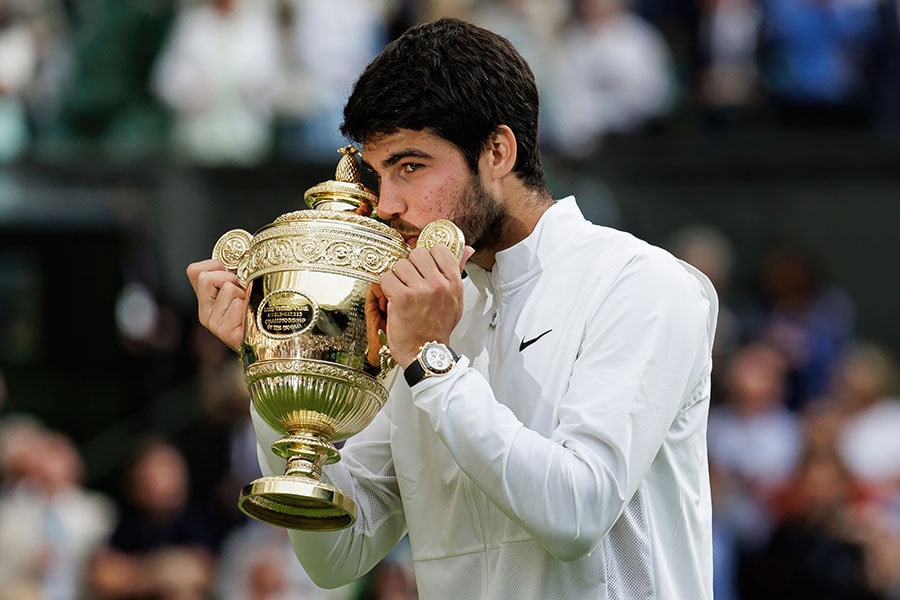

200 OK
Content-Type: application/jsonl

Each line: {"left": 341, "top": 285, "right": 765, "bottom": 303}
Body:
{"left": 390, "top": 221, "right": 420, "bottom": 248}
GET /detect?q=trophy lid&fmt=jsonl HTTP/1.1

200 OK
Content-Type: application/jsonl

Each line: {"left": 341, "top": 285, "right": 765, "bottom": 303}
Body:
{"left": 303, "top": 146, "right": 378, "bottom": 215}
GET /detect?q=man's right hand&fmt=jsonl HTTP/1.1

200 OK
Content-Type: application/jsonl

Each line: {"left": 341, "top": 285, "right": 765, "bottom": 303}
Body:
{"left": 186, "top": 259, "right": 246, "bottom": 352}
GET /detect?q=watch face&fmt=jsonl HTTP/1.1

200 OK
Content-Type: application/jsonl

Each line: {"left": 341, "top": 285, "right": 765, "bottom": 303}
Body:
{"left": 422, "top": 344, "right": 454, "bottom": 374}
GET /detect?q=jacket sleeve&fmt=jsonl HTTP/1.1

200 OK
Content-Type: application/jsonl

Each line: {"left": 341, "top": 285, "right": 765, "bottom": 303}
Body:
{"left": 250, "top": 401, "right": 407, "bottom": 588}
{"left": 409, "top": 255, "right": 718, "bottom": 561}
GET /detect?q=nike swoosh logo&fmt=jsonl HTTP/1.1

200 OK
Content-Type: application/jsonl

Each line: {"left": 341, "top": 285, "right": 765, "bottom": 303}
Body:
{"left": 519, "top": 329, "right": 552, "bottom": 352}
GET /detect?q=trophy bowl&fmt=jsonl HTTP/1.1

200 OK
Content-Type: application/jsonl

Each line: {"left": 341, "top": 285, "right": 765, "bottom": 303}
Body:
{"left": 212, "top": 147, "right": 462, "bottom": 531}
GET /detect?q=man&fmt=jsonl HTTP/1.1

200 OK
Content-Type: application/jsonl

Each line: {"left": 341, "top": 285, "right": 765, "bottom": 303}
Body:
{"left": 188, "top": 18, "right": 718, "bottom": 599}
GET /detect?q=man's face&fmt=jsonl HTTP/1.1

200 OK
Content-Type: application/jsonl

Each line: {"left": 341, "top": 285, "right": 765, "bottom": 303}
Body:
{"left": 361, "top": 129, "right": 506, "bottom": 252}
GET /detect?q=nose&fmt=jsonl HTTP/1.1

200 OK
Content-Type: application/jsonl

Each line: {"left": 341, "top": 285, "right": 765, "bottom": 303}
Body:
{"left": 374, "top": 180, "right": 405, "bottom": 220}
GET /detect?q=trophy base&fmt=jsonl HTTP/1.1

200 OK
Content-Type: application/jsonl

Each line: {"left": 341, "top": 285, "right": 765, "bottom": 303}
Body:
{"left": 238, "top": 476, "right": 356, "bottom": 531}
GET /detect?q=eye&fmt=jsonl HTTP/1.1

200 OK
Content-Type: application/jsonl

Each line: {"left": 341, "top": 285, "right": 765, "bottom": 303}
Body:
{"left": 402, "top": 163, "right": 423, "bottom": 174}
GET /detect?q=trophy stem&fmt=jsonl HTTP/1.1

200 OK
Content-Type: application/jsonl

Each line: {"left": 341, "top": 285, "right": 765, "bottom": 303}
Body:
{"left": 238, "top": 430, "right": 354, "bottom": 531}
{"left": 285, "top": 454, "right": 322, "bottom": 480}
{"left": 272, "top": 431, "right": 340, "bottom": 482}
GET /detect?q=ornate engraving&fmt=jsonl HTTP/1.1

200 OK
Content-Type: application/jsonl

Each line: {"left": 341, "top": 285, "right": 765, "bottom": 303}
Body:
{"left": 245, "top": 359, "right": 389, "bottom": 402}
{"left": 212, "top": 229, "right": 252, "bottom": 271}
{"left": 240, "top": 218, "right": 408, "bottom": 283}
{"left": 418, "top": 219, "right": 465, "bottom": 260}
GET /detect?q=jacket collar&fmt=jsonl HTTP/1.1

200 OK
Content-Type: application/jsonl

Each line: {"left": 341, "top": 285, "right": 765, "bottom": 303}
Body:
{"left": 464, "top": 196, "right": 584, "bottom": 293}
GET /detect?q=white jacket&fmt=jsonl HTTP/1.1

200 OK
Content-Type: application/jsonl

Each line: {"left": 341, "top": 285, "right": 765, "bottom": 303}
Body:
{"left": 253, "top": 197, "right": 719, "bottom": 599}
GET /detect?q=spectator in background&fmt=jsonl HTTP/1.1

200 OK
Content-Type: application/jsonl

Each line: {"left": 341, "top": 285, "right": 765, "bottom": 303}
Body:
{"left": 11, "top": 0, "right": 73, "bottom": 146}
{"left": 708, "top": 343, "right": 802, "bottom": 494}
{"left": 829, "top": 342, "right": 900, "bottom": 598}
{"left": 544, "top": 0, "right": 676, "bottom": 158}
{"left": 758, "top": 0, "right": 880, "bottom": 130}
{"left": 742, "top": 241, "right": 856, "bottom": 411}
{"left": 217, "top": 521, "right": 355, "bottom": 600}
{"left": 354, "top": 558, "right": 417, "bottom": 600}
{"left": 0, "top": 427, "right": 116, "bottom": 600}
{"left": 0, "top": 0, "right": 39, "bottom": 162}
{"left": 744, "top": 443, "right": 882, "bottom": 600}
{"left": 0, "top": 413, "right": 42, "bottom": 489}
{"left": 707, "top": 342, "right": 803, "bottom": 562}
{"left": 833, "top": 343, "right": 900, "bottom": 496}
{"left": 708, "top": 462, "right": 740, "bottom": 600}
{"left": 274, "top": 0, "right": 387, "bottom": 162}
{"left": 631, "top": 0, "right": 702, "bottom": 93}
{"left": 152, "top": 0, "right": 281, "bottom": 166}
{"left": 49, "top": 0, "right": 172, "bottom": 159}
{"left": 735, "top": 345, "right": 900, "bottom": 599}
{"left": 471, "top": 0, "right": 565, "bottom": 112}
{"left": 175, "top": 332, "right": 261, "bottom": 548}
{"left": 218, "top": 522, "right": 414, "bottom": 600}
{"left": 695, "top": 0, "right": 762, "bottom": 129}
{"left": 86, "top": 438, "right": 215, "bottom": 600}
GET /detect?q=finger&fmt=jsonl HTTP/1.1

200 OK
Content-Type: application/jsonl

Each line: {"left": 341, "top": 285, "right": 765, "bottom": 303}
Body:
{"left": 384, "top": 245, "right": 462, "bottom": 294}
{"left": 195, "top": 270, "right": 242, "bottom": 305}
{"left": 382, "top": 257, "right": 418, "bottom": 286}
{"left": 366, "top": 283, "right": 388, "bottom": 315}
{"left": 407, "top": 247, "right": 446, "bottom": 281}
{"left": 427, "top": 244, "right": 466, "bottom": 280}
{"left": 201, "top": 279, "right": 244, "bottom": 325}
{"left": 206, "top": 282, "right": 246, "bottom": 351}
{"left": 379, "top": 265, "right": 399, "bottom": 295}
{"left": 218, "top": 300, "right": 246, "bottom": 352}
{"left": 186, "top": 259, "right": 226, "bottom": 292}
{"left": 385, "top": 256, "right": 422, "bottom": 286}
{"left": 366, "top": 282, "right": 385, "bottom": 304}
{"left": 364, "top": 284, "right": 391, "bottom": 368}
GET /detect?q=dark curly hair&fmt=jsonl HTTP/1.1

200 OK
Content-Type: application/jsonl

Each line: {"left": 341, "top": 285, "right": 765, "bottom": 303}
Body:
{"left": 341, "top": 18, "right": 548, "bottom": 192}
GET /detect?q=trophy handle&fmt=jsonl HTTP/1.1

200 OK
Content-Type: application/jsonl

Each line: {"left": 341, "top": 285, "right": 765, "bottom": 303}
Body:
{"left": 212, "top": 229, "right": 252, "bottom": 284}
{"left": 417, "top": 219, "right": 465, "bottom": 260}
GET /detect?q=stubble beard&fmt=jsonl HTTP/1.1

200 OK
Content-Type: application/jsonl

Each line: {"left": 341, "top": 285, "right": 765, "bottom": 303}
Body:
{"left": 386, "top": 173, "right": 508, "bottom": 252}
{"left": 450, "top": 172, "right": 507, "bottom": 253}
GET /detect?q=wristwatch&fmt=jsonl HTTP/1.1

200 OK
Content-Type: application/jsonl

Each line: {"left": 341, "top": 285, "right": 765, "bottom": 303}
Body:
{"left": 404, "top": 341, "right": 459, "bottom": 387}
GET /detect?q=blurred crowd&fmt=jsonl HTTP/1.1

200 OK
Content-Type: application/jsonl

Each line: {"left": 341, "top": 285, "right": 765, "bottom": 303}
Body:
{"left": 669, "top": 228, "right": 900, "bottom": 600}
{"left": 6, "top": 225, "right": 900, "bottom": 600}
{"left": 0, "top": 328, "right": 415, "bottom": 600}
{"left": 2, "top": 0, "right": 900, "bottom": 599}
{"left": 0, "top": 0, "right": 899, "bottom": 167}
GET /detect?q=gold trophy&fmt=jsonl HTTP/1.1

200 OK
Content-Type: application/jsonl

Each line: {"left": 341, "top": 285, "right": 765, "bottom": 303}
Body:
{"left": 212, "top": 147, "right": 463, "bottom": 531}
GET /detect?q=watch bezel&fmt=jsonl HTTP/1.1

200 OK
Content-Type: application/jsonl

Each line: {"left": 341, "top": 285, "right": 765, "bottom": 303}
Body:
{"left": 404, "top": 341, "right": 458, "bottom": 387}
{"left": 419, "top": 342, "right": 456, "bottom": 375}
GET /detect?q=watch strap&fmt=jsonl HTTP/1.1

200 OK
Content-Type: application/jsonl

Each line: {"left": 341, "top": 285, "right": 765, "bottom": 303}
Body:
{"left": 403, "top": 359, "right": 428, "bottom": 387}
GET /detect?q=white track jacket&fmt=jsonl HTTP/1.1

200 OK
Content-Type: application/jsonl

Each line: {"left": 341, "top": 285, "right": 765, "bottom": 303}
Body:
{"left": 252, "top": 197, "right": 719, "bottom": 599}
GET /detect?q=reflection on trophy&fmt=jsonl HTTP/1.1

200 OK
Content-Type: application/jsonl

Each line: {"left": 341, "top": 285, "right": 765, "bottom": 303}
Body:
{"left": 212, "top": 146, "right": 463, "bottom": 531}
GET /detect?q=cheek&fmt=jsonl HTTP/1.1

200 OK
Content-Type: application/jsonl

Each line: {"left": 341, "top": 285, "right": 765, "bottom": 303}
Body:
{"left": 413, "top": 179, "right": 463, "bottom": 221}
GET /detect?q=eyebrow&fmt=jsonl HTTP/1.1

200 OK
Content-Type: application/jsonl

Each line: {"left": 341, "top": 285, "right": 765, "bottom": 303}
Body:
{"left": 361, "top": 148, "right": 435, "bottom": 173}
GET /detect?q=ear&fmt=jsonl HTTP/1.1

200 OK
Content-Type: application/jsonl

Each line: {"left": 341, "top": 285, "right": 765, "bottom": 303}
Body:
{"left": 482, "top": 125, "right": 517, "bottom": 181}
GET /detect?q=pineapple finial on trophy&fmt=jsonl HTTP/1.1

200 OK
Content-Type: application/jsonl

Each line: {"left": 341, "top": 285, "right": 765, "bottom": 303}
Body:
{"left": 335, "top": 145, "right": 361, "bottom": 183}
{"left": 304, "top": 146, "right": 377, "bottom": 216}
